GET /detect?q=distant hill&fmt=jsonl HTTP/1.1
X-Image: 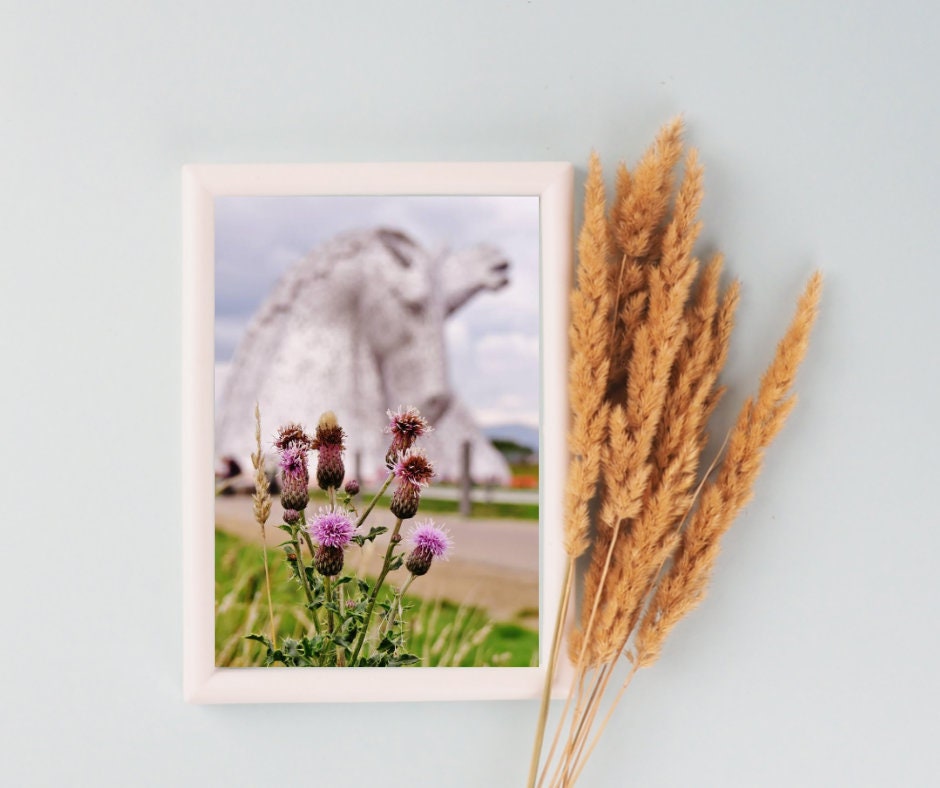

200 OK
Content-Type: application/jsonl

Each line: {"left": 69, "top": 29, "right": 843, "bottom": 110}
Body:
{"left": 484, "top": 424, "right": 539, "bottom": 454}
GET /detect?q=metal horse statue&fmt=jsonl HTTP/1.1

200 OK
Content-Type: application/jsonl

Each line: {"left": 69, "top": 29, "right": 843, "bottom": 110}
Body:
{"left": 215, "top": 227, "right": 514, "bottom": 486}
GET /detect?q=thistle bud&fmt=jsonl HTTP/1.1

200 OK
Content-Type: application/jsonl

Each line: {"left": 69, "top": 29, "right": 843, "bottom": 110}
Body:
{"left": 390, "top": 484, "right": 420, "bottom": 519}
{"left": 280, "top": 475, "right": 309, "bottom": 512}
{"left": 314, "top": 544, "right": 344, "bottom": 577}
{"left": 312, "top": 411, "right": 346, "bottom": 490}
{"left": 405, "top": 546, "right": 433, "bottom": 576}
{"left": 283, "top": 508, "right": 301, "bottom": 525}
{"left": 385, "top": 406, "right": 431, "bottom": 464}
{"left": 278, "top": 444, "right": 310, "bottom": 511}
{"left": 344, "top": 479, "right": 360, "bottom": 496}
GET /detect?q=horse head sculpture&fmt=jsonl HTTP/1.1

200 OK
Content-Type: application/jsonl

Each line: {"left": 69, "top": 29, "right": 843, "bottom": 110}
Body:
{"left": 216, "top": 227, "right": 516, "bottom": 486}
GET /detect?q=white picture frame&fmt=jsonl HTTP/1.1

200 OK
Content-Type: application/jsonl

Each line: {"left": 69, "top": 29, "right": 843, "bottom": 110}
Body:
{"left": 182, "top": 162, "right": 574, "bottom": 703}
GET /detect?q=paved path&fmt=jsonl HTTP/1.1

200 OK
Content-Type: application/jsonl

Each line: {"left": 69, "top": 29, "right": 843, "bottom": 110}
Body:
{"left": 215, "top": 495, "right": 539, "bottom": 621}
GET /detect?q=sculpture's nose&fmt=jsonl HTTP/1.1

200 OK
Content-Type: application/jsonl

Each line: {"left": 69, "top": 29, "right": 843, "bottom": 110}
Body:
{"left": 421, "top": 392, "right": 452, "bottom": 424}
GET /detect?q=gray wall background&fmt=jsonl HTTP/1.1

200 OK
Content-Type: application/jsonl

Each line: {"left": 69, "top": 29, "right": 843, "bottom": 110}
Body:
{"left": 3, "top": 1, "right": 938, "bottom": 786}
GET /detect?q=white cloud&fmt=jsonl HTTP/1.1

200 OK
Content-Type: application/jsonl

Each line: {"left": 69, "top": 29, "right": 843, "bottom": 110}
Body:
{"left": 474, "top": 333, "right": 540, "bottom": 375}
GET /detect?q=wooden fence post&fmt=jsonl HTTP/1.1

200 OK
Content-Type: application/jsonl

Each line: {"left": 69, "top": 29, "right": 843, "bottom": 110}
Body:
{"left": 459, "top": 440, "right": 472, "bottom": 517}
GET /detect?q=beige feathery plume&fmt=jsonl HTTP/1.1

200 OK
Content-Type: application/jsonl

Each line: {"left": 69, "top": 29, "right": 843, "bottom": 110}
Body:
{"left": 563, "top": 152, "right": 613, "bottom": 559}
{"left": 251, "top": 403, "right": 276, "bottom": 646}
{"left": 636, "top": 272, "right": 823, "bottom": 666}
{"left": 533, "top": 123, "right": 823, "bottom": 788}
{"left": 528, "top": 151, "right": 614, "bottom": 788}
{"left": 606, "top": 162, "right": 631, "bottom": 294}
{"left": 610, "top": 117, "right": 684, "bottom": 260}
{"left": 573, "top": 142, "right": 704, "bottom": 665}
{"left": 652, "top": 254, "right": 722, "bottom": 482}
{"left": 607, "top": 119, "right": 686, "bottom": 400}
{"left": 251, "top": 411, "right": 272, "bottom": 528}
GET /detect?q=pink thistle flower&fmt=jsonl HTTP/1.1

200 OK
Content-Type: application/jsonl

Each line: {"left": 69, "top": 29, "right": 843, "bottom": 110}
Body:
{"left": 279, "top": 446, "right": 308, "bottom": 479}
{"left": 392, "top": 449, "right": 435, "bottom": 489}
{"left": 405, "top": 519, "right": 452, "bottom": 576}
{"left": 308, "top": 509, "right": 356, "bottom": 549}
{"left": 407, "top": 519, "right": 452, "bottom": 559}
{"left": 385, "top": 406, "right": 432, "bottom": 455}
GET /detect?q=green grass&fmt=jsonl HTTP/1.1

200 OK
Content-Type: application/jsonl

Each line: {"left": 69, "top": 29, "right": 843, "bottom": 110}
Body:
{"left": 215, "top": 530, "right": 538, "bottom": 668}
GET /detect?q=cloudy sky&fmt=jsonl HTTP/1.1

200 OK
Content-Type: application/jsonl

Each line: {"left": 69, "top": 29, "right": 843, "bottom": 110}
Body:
{"left": 215, "top": 194, "right": 541, "bottom": 429}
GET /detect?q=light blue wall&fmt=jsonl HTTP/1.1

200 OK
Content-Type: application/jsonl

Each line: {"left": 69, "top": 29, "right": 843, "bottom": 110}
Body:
{"left": 4, "top": 1, "right": 939, "bottom": 785}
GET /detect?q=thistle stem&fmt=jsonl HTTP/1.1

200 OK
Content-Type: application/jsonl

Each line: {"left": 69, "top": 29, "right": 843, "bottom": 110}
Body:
{"left": 380, "top": 573, "right": 416, "bottom": 638}
{"left": 294, "top": 509, "right": 321, "bottom": 635}
{"left": 293, "top": 512, "right": 320, "bottom": 634}
{"left": 356, "top": 472, "right": 394, "bottom": 528}
{"left": 324, "top": 576, "right": 335, "bottom": 631}
{"left": 260, "top": 522, "right": 277, "bottom": 648}
{"left": 335, "top": 584, "right": 347, "bottom": 667}
{"left": 292, "top": 538, "right": 314, "bottom": 606}
{"left": 351, "top": 517, "right": 403, "bottom": 665}
{"left": 301, "top": 528, "right": 317, "bottom": 561}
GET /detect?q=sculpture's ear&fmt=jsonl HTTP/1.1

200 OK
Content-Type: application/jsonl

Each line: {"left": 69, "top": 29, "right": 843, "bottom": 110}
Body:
{"left": 376, "top": 228, "right": 431, "bottom": 308}
{"left": 377, "top": 229, "right": 418, "bottom": 269}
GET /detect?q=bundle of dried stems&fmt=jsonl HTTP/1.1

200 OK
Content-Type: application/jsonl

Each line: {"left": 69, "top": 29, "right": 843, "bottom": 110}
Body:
{"left": 528, "top": 119, "right": 822, "bottom": 788}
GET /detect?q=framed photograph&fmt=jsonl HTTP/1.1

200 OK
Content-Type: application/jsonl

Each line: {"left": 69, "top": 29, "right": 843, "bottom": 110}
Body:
{"left": 182, "top": 162, "right": 574, "bottom": 702}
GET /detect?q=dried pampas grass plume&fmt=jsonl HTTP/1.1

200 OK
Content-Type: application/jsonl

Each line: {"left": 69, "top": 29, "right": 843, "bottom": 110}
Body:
{"left": 636, "top": 272, "right": 822, "bottom": 667}
{"left": 529, "top": 117, "right": 822, "bottom": 788}
{"left": 529, "top": 151, "right": 614, "bottom": 788}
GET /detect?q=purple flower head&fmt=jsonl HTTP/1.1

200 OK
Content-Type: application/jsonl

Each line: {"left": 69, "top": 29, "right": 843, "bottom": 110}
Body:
{"left": 308, "top": 509, "right": 356, "bottom": 549}
{"left": 279, "top": 445, "right": 308, "bottom": 479}
{"left": 392, "top": 449, "right": 435, "bottom": 488}
{"left": 385, "top": 406, "right": 432, "bottom": 453}
{"left": 407, "top": 519, "right": 452, "bottom": 560}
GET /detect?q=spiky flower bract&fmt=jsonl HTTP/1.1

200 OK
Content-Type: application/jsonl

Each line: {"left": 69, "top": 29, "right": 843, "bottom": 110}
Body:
{"left": 390, "top": 484, "right": 420, "bottom": 519}
{"left": 389, "top": 450, "right": 435, "bottom": 519}
{"left": 308, "top": 509, "right": 356, "bottom": 548}
{"left": 277, "top": 443, "right": 309, "bottom": 511}
{"left": 274, "top": 422, "right": 312, "bottom": 451}
{"left": 385, "top": 406, "right": 431, "bottom": 461}
{"left": 314, "top": 545, "right": 344, "bottom": 577}
{"left": 312, "top": 411, "right": 346, "bottom": 490}
{"left": 392, "top": 449, "right": 435, "bottom": 488}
